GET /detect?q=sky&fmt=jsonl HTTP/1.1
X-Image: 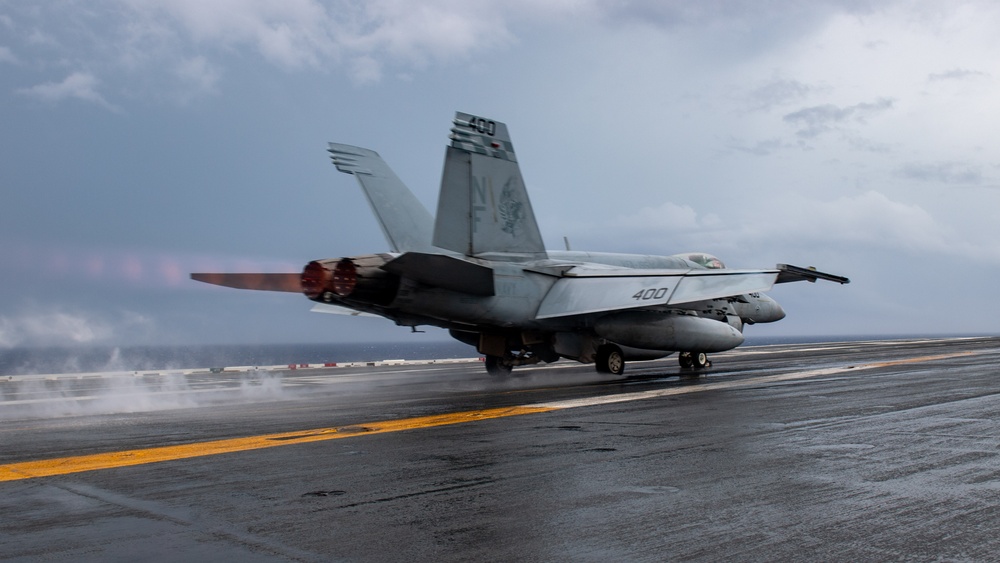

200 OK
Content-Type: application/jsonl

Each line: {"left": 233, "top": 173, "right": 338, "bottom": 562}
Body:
{"left": 1, "top": 0, "right": 998, "bottom": 348}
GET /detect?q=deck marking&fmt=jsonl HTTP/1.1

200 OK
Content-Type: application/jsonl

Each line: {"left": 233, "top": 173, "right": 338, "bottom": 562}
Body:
{"left": 0, "top": 350, "right": 978, "bottom": 482}
{"left": 537, "top": 351, "right": 977, "bottom": 410}
{"left": 0, "top": 406, "right": 553, "bottom": 482}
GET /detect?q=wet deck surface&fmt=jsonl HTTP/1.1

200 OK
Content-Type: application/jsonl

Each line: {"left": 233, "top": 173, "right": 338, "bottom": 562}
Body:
{"left": 3, "top": 337, "right": 1000, "bottom": 561}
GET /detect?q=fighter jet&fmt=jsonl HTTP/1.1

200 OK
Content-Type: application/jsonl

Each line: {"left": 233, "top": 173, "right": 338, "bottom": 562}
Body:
{"left": 193, "top": 112, "right": 848, "bottom": 376}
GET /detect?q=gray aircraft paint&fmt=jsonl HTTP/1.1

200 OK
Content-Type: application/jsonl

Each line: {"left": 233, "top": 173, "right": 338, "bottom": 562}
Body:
{"left": 193, "top": 112, "right": 847, "bottom": 375}
{"left": 328, "top": 144, "right": 435, "bottom": 253}
{"left": 434, "top": 113, "right": 546, "bottom": 258}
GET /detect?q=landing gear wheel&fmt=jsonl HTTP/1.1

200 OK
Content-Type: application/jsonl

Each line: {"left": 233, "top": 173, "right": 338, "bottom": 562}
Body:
{"left": 679, "top": 352, "right": 711, "bottom": 370}
{"left": 678, "top": 352, "right": 693, "bottom": 369}
{"left": 693, "top": 352, "right": 711, "bottom": 369}
{"left": 485, "top": 355, "right": 513, "bottom": 377}
{"left": 596, "top": 345, "right": 625, "bottom": 375}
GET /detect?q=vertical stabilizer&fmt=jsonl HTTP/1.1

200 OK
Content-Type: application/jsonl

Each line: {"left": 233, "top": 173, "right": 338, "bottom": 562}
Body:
{"left": 433, "top": 113, "right": 547, "bottom": 258}
{"left": 328, "top": 143, "right": 434, "bottom": 253}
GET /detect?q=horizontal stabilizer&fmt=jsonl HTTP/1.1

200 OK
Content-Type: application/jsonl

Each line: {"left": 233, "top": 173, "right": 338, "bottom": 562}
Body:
{"left": 310, "top": 303, "right": 379, "bottom": 317}
{"left": 536, "top": 268, "right": 779, "bottom": 319}
{"left": 191, "top": 273, "right": 301, "bottom": 293}
{"left": 382, "top": 252, "right": 494, "bottom": 296}
{"left": 775, "top": 264, "right": 850, "bottom": 284}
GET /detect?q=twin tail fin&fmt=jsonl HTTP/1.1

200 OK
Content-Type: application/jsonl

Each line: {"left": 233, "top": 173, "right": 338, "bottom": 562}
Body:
{"left": 432, "top": 112, "right": 546, "bottom": 258}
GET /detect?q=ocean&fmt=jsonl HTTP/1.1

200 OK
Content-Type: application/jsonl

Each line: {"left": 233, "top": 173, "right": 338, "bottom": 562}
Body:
{"left": 0, "top": 334, "right": 980, "bottom": 376}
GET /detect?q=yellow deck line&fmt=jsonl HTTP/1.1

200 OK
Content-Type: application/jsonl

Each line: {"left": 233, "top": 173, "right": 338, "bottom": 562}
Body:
{"left": 863, "top": 351, "right": 976, "bottom": 368}
{"left": 0, "top": 350, "right": 979, "bottom": 482}
{"left": 0, "top": 406, "right": 554, "bottom": 482}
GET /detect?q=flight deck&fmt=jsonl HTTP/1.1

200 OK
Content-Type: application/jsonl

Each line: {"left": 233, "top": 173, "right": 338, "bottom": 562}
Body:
{"left": 3, "top": 337, "right": 1000, "bottom": 561}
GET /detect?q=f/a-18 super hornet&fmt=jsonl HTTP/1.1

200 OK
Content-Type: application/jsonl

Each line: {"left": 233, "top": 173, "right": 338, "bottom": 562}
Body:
{"left": 193, "top": 112, "right": 848, "bottom": 376}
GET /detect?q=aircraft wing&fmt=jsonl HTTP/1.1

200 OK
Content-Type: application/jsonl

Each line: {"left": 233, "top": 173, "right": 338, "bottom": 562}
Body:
{"left": 535, "top": 267, "right": 779, "bottom": 319}
{"left": 775, "top": 264, "right": 851, "bottom": 284}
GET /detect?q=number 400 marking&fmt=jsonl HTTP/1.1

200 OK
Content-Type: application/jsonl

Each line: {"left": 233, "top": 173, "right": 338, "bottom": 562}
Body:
{"left": 632, "top": 287, "right": 670, "bottom": 301}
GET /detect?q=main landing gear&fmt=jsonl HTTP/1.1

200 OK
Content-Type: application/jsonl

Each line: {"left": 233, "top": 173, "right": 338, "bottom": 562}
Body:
{"left": 484, "top": 349, "right": 550, "bottom": 377}
{"left": 484, "top": 355, "right": 513, "bottom": 377}
{"left": 593, "top": 346, "right": 712, "bottom": 376}
{"left": 486, "top": 346, "right": 712, "bottom": 377}
{"left": 595, "top": 344, "right": 625, "bottom": 375}
{"left": 678, "top": 351, "right": 711, "bottom": 370}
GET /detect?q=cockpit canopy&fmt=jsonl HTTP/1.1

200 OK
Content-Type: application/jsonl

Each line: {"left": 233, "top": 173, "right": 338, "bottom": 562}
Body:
{"left": 678, "top": 253, "right": 726, "bottom": 270}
